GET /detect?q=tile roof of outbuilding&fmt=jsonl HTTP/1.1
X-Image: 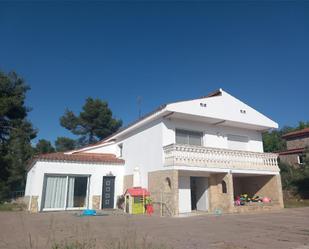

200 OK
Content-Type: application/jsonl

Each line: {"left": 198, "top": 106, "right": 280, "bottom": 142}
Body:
{"left": 31, "top": 152, "right": 124, "bottom": 165}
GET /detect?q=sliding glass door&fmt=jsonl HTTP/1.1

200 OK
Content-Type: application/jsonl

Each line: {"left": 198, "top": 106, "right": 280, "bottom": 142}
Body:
{"left": 67, "top": 176, "right": 88, "bottom": 208}
{"left": 42, "top": 175, "right": 89, "bottom": 210}
{"left": 43, "top": 176, "right": 67, "bottom": 209}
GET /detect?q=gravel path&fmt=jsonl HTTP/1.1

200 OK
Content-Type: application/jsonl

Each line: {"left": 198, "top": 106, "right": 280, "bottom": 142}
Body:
{"left": 0, "top": 208, "right": 308, "bottom": 249}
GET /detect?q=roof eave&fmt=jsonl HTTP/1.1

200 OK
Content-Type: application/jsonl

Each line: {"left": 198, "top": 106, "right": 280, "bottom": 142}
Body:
{"left": 72, "top": 106, "right": 170, "bottom": 153}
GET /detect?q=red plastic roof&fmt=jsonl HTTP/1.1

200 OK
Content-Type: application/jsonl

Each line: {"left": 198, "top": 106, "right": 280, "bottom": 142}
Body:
{"left": 125, "top": 187, "right": 150, "bottom": 197}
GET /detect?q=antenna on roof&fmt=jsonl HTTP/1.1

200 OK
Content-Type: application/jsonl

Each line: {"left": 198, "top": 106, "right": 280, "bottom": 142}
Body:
{"left": 137, "top": 96, "right": 142, "bottom": 119}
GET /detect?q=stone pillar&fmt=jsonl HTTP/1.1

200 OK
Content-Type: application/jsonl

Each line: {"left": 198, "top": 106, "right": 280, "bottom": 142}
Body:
{"left": 148, "top": 170, "right": 179, "bottom": 216}
{"left": 275, "top": 175, "right": 284, "bottom": 208}
{"left": 208, "top": 173, "right": 235, "bottom": 214}
{"left": 255, "top": 174, "right": 284, "bottom": 208}
{"left": 92, "top": 195, "right": 101, "bottom": 210}
{"left": 208, "top": 175, "right": 217, "bottom": 212}
{"left": 226, "top": 173, "right": 235, "bottom": 213}
{"left": 29, "top": 196, "right": 39, "bottom": 213}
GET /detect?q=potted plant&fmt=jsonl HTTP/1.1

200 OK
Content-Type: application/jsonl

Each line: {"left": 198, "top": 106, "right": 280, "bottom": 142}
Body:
{"left": 145, "top": 196, "right": 154, "bottom": 215}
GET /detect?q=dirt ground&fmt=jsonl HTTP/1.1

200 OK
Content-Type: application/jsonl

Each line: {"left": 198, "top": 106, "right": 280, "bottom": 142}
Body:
{"left": 0, "top": 208, "right": 309, "bottom": 249}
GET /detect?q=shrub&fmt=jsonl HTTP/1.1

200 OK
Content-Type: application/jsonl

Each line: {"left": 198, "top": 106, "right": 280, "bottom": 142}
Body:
{"left": 116, "top": 195, "right": 125, "bottom": 209}
{"left": 0, "top": 202, "right": 26, "bottom": 211}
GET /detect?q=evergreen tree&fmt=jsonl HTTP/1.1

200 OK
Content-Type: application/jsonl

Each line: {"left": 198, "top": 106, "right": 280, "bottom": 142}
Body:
{"left": 60, "top": 98, "right": 122, "bottom": 145}
{"left": 35, "top": 139, "right": 55, "bottom": 154}
{"left": 0, "top": 71, "right": 36, "bottom": 201}
{"left": 55, "top": 137, "right": 76, "bottom": 152}
{"left": 263, "top": 123, "right": 309, "bottom": 152}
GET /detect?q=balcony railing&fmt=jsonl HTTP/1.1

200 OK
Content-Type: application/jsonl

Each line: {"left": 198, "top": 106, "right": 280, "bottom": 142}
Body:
{"left": 163, "top": 144, "right": 279, "bottom": 172}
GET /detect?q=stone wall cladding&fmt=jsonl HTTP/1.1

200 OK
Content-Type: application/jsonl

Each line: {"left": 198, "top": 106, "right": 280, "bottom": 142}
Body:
{"left": 148, "top": 170, "right": 179, "bottom": 216}
{"left": 234, "top": 204, "right": 282, "bottom": 213}
{"left": 286, "top": 136, "right": 309, "bottom": 150}
{"left": 275, "top": 174, "right": 284, "bottom": 208}
{"left": 148, "top": 171, "right": 284, "bottom": 216}
{"left": 92, "top": 195, "right": 101, "bottom": 210}
{"left": 233, "top": 174, "right": 284, "bottom": 209}
{"left": 280, "top": 154, "right": 301, "bottom": 167}
{"left": 207, "top": 173, "right": 283, "bottom": 214}
{"left": 123, "top": 175, "right": 133, "bottom": 193}
{"left": 208, "top": 173, "right": 234, "bottom": 213}
{"left": 29, "top": 196, "right": 39, "bottom": 213}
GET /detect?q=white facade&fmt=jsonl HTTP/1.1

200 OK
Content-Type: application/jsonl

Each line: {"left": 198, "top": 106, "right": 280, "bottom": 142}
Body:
{"left": 25, "top": 89, "right": 281, "bottom": 213}
{"left": 25, "top": 161, "right": 123, "bottom": 211}
{"left": 76, "top": 89, "right": 278, "bottom": 186}
{"left": 162, "top": 118, "right": 264, "bottom": 152}
{"left": 77, "top": 119, "right": 164, "bottom": 187}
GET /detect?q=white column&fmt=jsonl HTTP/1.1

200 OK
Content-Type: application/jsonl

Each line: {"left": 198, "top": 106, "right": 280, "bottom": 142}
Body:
{"left": 133, "top": 167, "right": 141, "bottom": 187}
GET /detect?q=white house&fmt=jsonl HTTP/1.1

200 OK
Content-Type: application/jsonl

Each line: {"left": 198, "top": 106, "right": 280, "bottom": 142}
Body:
{"left": 25, "top": 89, "right": 284, "bottom": 215}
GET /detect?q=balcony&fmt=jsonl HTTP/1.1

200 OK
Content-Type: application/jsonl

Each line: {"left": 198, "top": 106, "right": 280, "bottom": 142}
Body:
{"left": 163, "top": 144, "right": 279, "bottom": 172}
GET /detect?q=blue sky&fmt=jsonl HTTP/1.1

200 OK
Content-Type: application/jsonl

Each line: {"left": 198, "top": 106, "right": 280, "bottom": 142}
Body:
{"left": 1, "top": 1, "right": 308, "bottom": 144}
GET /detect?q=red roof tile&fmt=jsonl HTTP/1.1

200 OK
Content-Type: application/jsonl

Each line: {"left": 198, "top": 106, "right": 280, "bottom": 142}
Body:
{"left": 279, "top": 147, "right": 305, "bottom": 155}
{"left": 33, "top": 152, "right": 124, "bottom": 164}
{"left": 282, "top": 128, "right": 309, "bottom": 139}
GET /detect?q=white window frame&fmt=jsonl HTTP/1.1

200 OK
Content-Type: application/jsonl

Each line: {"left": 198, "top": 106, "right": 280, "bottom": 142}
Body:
{"left": 298, "top": 155, "right": 305, "bottom": 165}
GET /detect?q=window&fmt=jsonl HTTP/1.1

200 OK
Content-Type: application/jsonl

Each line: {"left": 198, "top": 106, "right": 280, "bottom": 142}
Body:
{"left": 165, "top": 177, "right": 172, "bottom": 191}
{"left": 67, "top": 176, "right": 88, "bottom": 208}
{"left": 176, "top": 129, "right": 203, "bottom": 146}
{"left": 134, "top": 197, "right": 142, "bottom": 203}
{"left": 43, "top": 175, "right": 89, "bottom": 210}
{"left": 221, "top": 180, "right": 227, "bottom": 194}
{"left": 43, "top": 176, "right": 67, "bottom": 209}
{"left": 227, "top": 134, "right": 248, "bottom": 150}
{"left": 298, "top": 155, "right": 305, "bottom": 164}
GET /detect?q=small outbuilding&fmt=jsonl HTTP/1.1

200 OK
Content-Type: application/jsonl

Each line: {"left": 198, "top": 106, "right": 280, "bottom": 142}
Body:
{"left": 25, "top": 152, "right": 124, "bottom": 212}
{"left": 124, "top": 187, "right": 150, "bottom": 214}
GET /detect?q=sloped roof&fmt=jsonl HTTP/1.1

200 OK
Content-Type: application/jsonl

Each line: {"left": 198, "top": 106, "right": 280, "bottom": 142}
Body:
{"left": 166, "top": 89, "right": 278, "bottom": 130}
{"left": 282, "top": 128, "right": 309, "bottom": 139}
{"left": 86, "top": 90, "right": 223, "bottom": 147}
{"left": 71, "top": 88, "right": 278, "bottom": 153}
{"left": 31, "top": 152, "right": 124, "bottom": 165}
{"left": 94, "top": 105, "right": 166, "bottom": 145}
{"left": 279, "top": 147, "right": 305, "bottom": 155}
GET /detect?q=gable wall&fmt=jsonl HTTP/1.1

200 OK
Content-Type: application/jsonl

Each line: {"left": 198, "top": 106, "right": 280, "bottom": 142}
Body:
{"left": 167, "top": 91, "right": 277, "bottom": 129}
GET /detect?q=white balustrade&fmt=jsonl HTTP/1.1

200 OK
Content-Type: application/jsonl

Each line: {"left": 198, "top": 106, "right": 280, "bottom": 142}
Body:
{"left": 163, "top": 144, "right": 279, "bottom": 172}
